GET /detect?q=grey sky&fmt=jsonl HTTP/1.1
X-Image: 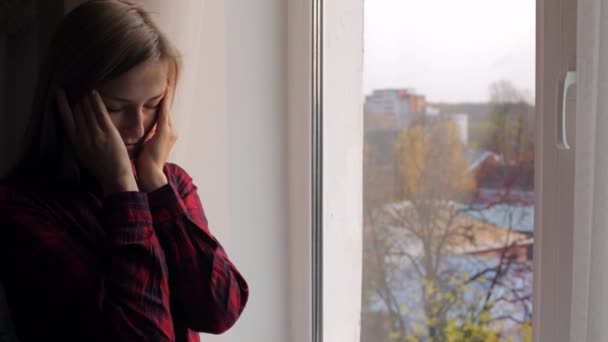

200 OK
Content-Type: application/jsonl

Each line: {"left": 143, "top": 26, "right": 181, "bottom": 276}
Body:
{"left": 364, "top": 0, "right": 535, "bottom": 103}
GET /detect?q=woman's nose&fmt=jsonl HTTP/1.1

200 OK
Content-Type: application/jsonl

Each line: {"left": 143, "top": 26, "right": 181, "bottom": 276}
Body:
{"left": 125, "top": 109, "right": 145, "bottom": 137}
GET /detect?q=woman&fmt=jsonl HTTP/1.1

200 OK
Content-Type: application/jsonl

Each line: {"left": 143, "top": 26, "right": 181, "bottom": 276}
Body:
{"left": 0, "top": 1, "right": 249, "bottom": 341}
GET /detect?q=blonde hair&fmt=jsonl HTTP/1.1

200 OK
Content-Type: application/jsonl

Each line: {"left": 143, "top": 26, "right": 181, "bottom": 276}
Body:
{"left": 10, "top": 0, "right": 182, "bottom": 187}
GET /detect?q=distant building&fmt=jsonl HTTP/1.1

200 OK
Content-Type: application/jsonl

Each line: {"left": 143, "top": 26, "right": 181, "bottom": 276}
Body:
{"left": 364, "top": 88, "right": 426, "bottom": 129}
{"left": 473, "top": 153, "right": 535, "bottom": 192}
{"left": 426, "top": 105, "right": 440, "bottom": 116}
{"left": 465, "top": 151, "right": 502, "bottom": 173}
{"left": 449, "top": 113, "right": 469, "bottom": 145}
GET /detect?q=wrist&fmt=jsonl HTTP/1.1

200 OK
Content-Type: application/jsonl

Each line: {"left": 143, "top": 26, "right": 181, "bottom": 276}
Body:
{"left": 102, "top": 176, "right": 139, "bottom": 196}
{"left": 138, "top": 168, "right": 168, "bottom": 192}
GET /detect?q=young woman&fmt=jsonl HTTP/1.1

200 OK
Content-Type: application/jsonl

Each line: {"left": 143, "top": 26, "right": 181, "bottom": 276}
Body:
{"left": 0, "top": 1, "right": 249, "bottom": 341}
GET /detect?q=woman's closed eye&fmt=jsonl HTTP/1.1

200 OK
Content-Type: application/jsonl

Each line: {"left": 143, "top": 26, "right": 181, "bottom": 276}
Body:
{"left": 105, "top": 104, "right": 158, "bottom": 114}
{"left": 106, "top": 106, "right": 122, "bottom": 113}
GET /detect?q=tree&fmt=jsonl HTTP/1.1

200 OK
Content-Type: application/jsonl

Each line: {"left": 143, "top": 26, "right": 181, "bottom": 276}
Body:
{"left": 362, "top": 115, "right": 532, "bottom": 342}
{"left": 481, "top": 81, "right": 535, "bottom": 192}
{"left": 394, "top": 117, "right": 475, "bottom": 340}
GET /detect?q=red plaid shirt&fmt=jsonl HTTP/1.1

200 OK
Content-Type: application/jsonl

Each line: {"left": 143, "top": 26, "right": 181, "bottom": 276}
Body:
{"left": 0, "top": 163, "right": 249, "bottom": 341}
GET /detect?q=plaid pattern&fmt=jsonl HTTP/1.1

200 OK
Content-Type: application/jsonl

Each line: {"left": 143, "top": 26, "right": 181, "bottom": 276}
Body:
{"left": 0, "top": 163, "right": 248, "bottom": 341}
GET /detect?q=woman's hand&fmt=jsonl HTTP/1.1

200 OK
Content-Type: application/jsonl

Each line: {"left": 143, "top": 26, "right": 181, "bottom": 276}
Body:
{"left": 56, "top": 88, "right": 138, "bottom": 196}
{"left": 135, "top": 83, "right": 178, "bottom": 192}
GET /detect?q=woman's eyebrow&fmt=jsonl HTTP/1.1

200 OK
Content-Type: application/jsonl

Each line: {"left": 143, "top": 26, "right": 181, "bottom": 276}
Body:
{"left": 102, "top": 93, "right": 164, "bottom": 102}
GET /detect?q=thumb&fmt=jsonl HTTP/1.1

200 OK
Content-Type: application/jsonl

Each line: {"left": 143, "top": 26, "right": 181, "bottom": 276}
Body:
{"left": 158, "top": 85, "right": 173, "bottom": 126}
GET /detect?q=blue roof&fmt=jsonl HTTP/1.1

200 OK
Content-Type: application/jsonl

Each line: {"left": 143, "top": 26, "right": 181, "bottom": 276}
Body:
{"left": 458, "top": 204, "right": 534, "bottom": 234}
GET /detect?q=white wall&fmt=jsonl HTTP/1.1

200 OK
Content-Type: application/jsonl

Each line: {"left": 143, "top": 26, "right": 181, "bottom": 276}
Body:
{"left": 224, "top": 0, "right": 289, "bottom": 341}
{"left": 146, "top": 1, "right": 289, "bottom": 341}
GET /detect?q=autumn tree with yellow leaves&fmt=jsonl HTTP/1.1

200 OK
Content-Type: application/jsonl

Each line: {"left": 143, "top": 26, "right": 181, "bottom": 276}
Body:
{"left": 362, "top": 115, "right": 532, "bottom": 342}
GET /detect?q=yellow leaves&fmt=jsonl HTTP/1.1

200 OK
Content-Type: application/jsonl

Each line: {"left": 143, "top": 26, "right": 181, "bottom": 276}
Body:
{"left": 443, "top": 318, "right": 501, "bottom": 342}
{"left": 396, "top": 117, "right": 476, "bottom": 202}
{"left": 406, "top": 336, "right": 420, "bottom": 342}
{"left": 426, "top": 317, "right": 439, "bottom": 327}
{"left": 397, "top": 125, "right": 429, "bottom": 199}
{"left": 522, "top": 322, "right": 533, "bottom": 342}
{"left": 442, "top": 291, "right": 455, "bottom": 302}
{"left": 413, "top": 324, "right": 425, "bottom": 336}
{"left": 388, "top": 330, "right": 402, "bottom": 341}
{"left": 421, "top": 277, "right": 437, "bottom": 296}
{"left": 478, "top": 310, "right": 491, "bottom": 324}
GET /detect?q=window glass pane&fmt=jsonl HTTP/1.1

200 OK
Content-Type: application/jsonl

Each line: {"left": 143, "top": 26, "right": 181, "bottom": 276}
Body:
{"left": 361, "top": 1, "right": 535, "bottom": 341}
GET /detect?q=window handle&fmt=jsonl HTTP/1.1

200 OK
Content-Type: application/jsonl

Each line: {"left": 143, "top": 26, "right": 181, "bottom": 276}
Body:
{"left": 558, "top": 71, "right": 576, "bottom": 150}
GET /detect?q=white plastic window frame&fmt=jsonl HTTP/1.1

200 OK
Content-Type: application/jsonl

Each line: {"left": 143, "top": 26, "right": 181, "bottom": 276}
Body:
{"left": 533, "top": 0, "right": 579, "bottom": 341}
{"left": 288, "top": 0, "right": 588, "bottom": 341}
{"left": 286, "top": 0, "right": 363, "bottom": 341}
{"left": 287, "top": 0, "right": 582, "bottom": 341}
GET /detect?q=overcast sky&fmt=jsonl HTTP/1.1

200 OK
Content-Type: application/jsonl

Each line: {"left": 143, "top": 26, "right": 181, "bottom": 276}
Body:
{"left": 364, "top": 0, "right": 535, "bottom": 103}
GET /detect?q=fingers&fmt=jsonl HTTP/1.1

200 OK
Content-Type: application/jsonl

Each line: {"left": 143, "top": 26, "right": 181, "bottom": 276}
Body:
{"left": 168, "top": 111, "right": 174, "bottom": 128}
{"left": 56, "top": 88, "right": 113, "bottom": 147}
{"left": 158, "top": 83, "right": 175, "bottom": 125}
{"left": 72, "top": 103, "right": 88, "bottom": 140}
{"left": 90, "top": 89, "right": 112, "bottom": 131}
{"left": 163, "top": 82, "right": 174, "bottom": 110}
{"left": 140, "top": 83, "right": 177, "bottom": 151}
{"left": 144, "top": 123, "right": 157, "bottom": 143}
{"left": 55, "top": 88, "right": 77, "bottom": 145}
{"left": 155, "top": 87, "right": 170, "bottom": 127}
{"left": 80, "top": 92, "right": 103, "bottom": 135}
{"left": 162, "top": 84, "right": 176, "bottom": 134}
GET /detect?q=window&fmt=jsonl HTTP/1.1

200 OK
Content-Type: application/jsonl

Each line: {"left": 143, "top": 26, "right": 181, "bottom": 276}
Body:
{"left": 360, "top": 1, "right": 536, "bottom": 341}
{"left": 284, "top": 0, "right": 578, "bottom": 340}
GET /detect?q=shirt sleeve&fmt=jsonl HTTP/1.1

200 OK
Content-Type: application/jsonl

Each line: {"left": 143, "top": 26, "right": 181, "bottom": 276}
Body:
{"left": 146, "top": 163, "right": 249, "bottom": 334}
{"left": 0, "top": 191, "right": 175, "bottom": 342}
{"left": 101, "top": 192, "right": 175, "bottom": 341}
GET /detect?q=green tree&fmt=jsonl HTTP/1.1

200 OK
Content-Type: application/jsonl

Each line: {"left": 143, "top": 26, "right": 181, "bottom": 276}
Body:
{"left": 485, "top": 80, "right": 535, "bottom": 167}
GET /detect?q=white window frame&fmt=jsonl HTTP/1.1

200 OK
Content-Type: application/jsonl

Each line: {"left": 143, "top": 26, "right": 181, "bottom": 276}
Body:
{"left": 534, "top": 0, "right": 578, "bottom": 341}
{"left": 287, "top": 0, "right": 363, "bottom": 341}
{"left": 287, "top": 0, "right": 582, "bottom": 341}
{"left": 286, "top": 0, "right": 314, "bottom": 341}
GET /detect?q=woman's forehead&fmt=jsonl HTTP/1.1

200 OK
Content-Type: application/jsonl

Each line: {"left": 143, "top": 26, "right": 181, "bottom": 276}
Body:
{"left": 98, "top": 59, "right": 168, "bottom": 102}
